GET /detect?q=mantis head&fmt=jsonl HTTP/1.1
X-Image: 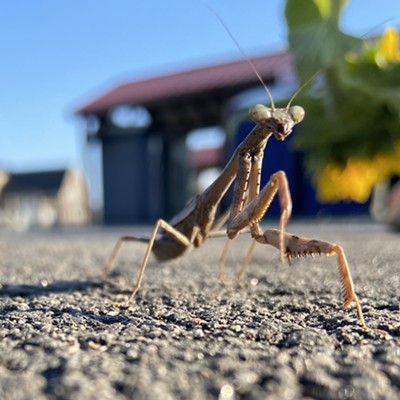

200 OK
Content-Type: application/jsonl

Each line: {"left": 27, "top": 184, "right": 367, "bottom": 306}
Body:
{"left": 249, "top": 104, "right": 305, "bottom": 141}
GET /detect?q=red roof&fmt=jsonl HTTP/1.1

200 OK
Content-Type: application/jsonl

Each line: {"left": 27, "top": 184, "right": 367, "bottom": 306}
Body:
{"left": 77, "top": 52, "right": 292, "bottom": 115}
{"left": 188, "top": 147, "right": 225, "bottom": 169}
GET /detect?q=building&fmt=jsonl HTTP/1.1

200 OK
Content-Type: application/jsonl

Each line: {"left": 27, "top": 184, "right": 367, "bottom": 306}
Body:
{"left": 76, "top": 48, "right": 371, "bottom": 224}
{"left": 0, "top": 169, "right": 90, "bottom": 230}
{"left": 76, "top": 52, "right": 297, "bottom": 224}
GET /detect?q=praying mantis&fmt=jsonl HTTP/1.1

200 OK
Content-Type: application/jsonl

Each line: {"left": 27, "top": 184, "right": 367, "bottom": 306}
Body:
{"left": 101, "top": 20, "right": 367, "bottom": 330}
{"left": 101, "top": 93, "right": 366, "bottom": 329}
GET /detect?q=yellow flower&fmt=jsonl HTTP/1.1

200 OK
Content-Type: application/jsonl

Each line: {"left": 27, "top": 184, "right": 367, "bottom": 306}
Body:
{"left": 376, "top": 27, "right": 400, "bottom": 66}
{"left": 316, "top": 143, "right": 400, "bottom": 203}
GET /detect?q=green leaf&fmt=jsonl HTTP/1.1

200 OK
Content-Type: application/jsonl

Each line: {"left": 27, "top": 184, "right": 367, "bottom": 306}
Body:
{"left": 285, "top": 0, "right": 359, "bottom": 81}
{"left": 285, "top": 0, "right": 322, "bottom": 29}
{"left": 284, "top": 0, "right": 400, "bottom": 201}
{"left": 288, "top": 21, "right": 360, "bottom": 81}
{"left": 338, "top": 61, "right": 400, "bottom": 112}
{"left": 285, "top": 0, "right": 350, "bottom": 32}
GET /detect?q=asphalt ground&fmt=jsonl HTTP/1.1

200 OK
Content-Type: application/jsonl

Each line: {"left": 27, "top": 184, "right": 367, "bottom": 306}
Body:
{"left": 0, "top": 220, "right": 399, "bottom": 400}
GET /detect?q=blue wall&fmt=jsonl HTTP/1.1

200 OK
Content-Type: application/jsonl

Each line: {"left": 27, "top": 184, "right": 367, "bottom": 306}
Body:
{"left": 234, "top": 121, "right": 370, "bottom": 217}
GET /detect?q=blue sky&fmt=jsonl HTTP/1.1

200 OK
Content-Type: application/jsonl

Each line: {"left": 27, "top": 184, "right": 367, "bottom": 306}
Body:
{"left": 1, "top": 0, "right": 399, "bottom": 172}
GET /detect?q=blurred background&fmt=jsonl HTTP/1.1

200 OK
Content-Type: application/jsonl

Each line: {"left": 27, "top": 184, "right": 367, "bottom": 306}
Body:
{"left": 1, "top": 0, "right": 399, "bottom": 230}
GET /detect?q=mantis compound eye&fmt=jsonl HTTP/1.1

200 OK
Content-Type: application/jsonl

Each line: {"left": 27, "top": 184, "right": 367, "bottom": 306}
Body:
{"left": 249, "top": 104, "right": 272, "bottom": 124}
{"left": 288, "top": 106, "right": 305, "bottom": 124}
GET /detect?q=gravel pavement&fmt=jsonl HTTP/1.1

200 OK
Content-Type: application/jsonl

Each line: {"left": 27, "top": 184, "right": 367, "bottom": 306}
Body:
{"left": 0, "top": 220, "right": 399, "bottom": 400}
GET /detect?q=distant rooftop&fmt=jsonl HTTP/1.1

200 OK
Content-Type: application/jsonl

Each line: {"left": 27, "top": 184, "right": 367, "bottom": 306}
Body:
{"left": 2, "top": 170, "right": 66, "bottom": 195}
{"left": 77, "top": 51, "right": 293, "bottom": 117}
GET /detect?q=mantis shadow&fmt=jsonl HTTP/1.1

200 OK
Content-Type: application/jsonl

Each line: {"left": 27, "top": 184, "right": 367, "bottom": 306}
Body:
{"left": 0, "top": 279, "right": 104, "bottom": 298}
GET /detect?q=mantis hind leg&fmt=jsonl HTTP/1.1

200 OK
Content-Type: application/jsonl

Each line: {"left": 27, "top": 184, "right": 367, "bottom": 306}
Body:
{"left": 103, "top": 219, "right": 192, "bottom": 304}
{"left": 102, "top": 235, "right": 146, "bottom": 278}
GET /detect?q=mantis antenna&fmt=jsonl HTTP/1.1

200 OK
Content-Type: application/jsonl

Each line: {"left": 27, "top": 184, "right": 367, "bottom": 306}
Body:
{"left": 208, "top": 6, "right": 392, "bottom": 111}
{"left": 285, "top": 69, "right": 321, "bottom": 109}
{"left": 206, "top": 6, "right": 276, "bottom": 110}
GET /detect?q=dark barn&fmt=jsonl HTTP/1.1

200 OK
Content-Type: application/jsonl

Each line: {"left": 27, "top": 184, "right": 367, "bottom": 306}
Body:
{"left": 76, "top": 51, "right": 369, "bottom": 224}
{"left": 76, "top": 52, "right": 295, "bottom": 224}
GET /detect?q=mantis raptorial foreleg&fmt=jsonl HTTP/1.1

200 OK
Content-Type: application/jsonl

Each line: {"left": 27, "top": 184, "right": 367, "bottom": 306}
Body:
{"left": 219, "top": 144, "right": 268, "bottom": 283}
{"left": 221, "top": 170, "right": 292, "bottom": 272}
{"left": 256, "top": 229, "right": 366, "bottom": 328}
{"left": 217, "top": 166, "right": 366, "bottom": 328}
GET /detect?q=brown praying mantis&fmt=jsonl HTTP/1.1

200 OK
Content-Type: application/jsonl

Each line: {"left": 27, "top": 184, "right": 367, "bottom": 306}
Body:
{"left": 101, "top": 96, "right": 366, "bottom": 329}
{"left": 101, "top": 23, "right": 366, "bottom": 330}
